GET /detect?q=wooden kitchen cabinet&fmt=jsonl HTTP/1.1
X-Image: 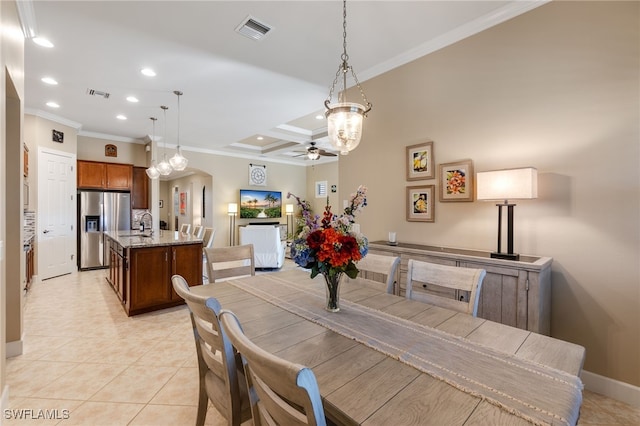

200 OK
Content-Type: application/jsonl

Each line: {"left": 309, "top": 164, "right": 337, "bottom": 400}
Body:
{"left": 77, "top": 160, "right": 132, "bottom": 190}
{"left": 369, "top": 241, "right": 552, "bottom": 335}
{"left": 132, "top": 167, "right": 149, "bottom": 209}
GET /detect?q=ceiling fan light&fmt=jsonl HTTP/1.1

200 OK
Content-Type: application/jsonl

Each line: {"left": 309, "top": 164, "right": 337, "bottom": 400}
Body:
{"left": 307, "top": 149, "right": 320, "bottom": 160}
{"left": 325, "top": 102, "right": 366, "bottom": 155}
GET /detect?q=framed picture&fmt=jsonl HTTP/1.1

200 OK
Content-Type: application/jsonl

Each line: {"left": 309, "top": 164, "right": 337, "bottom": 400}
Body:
{"left": 439, "top": 159, "right": 474, "bottom": 202}
{"left": 406, "top": 141, "right": 434, "bottom": 181}
{"left": 407, "top": 185, "right": 435, "bottom": 222}
{"left": 179, "top": 192, "right": 186, "bottom": 215}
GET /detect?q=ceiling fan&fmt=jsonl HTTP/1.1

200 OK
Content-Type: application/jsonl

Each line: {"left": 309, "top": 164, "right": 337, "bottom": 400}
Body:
{"left": 294, "top": 142, "right": 337, "bottom": 160}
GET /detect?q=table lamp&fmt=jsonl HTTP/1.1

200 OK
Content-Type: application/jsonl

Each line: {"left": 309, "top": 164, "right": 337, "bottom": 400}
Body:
{"left": 228, "top": 203, "right": 238, "bottom": 246}
{"left": 476, "top": 167, "right": 538, "bottom": 261}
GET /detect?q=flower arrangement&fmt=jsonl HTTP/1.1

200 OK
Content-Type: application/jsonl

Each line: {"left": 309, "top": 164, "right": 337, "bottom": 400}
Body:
{"left": 287, "top": 186, "right": 368, "bottom": 282}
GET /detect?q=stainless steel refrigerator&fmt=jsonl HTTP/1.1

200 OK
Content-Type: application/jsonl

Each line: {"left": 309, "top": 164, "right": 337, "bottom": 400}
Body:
{"left": 78, "top": 191, "right": 131, "bottom": 270}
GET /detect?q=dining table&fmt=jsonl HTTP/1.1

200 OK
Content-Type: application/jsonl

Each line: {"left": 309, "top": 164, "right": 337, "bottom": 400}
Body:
{"left": 189, "top": 268, "right": 585, "bottom": 426}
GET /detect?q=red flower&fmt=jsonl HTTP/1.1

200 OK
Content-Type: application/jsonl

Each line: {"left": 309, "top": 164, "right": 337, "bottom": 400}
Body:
{"left": 306, "top": 229, "right": 324, "bottom": 250}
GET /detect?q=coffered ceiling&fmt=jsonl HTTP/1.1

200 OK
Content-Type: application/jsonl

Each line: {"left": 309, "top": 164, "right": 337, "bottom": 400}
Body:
{"left": 22, "top": 1, "right": 546, "bottom": 166}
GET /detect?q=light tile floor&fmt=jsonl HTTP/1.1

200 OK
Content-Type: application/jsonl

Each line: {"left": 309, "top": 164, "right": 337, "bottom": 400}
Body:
{"left": 6, "top": 263, "right": 640, "bottom": 425}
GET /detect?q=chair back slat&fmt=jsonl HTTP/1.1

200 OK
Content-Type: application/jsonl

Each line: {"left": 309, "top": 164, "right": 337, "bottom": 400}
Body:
{"left": 204, "top": 245, "right": 255, "bottom": 283}
{"left": 193, "top": 225, "right": 205, "bottom": 238}
{"left": 406, "top": 259, "right": 486, "bottom": 316}
{"left": 352, "top": 253, "right": 400, "bottom": 294}
{"left": 218, "top": 308, "right": 326, "bottom": 426}
{"left": 202, "top": 227, "right": 216, "bottom": 248}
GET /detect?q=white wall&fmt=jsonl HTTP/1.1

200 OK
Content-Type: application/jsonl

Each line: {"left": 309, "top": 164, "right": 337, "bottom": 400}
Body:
{"left": 340, "top": 1, "right": 639, "bottom": 387}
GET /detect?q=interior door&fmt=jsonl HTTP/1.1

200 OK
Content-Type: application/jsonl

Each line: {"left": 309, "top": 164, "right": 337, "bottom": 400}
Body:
{"left": 38, "top": 148, "right": 76, "bottom": 280}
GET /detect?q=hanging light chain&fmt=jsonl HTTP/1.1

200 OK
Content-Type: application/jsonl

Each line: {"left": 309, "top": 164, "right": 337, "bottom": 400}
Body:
{"left": 174, "top": 90, "right": 182, "bottom": 149}
{"left": 324, "top": 0, "right": 372, "bottom": 114}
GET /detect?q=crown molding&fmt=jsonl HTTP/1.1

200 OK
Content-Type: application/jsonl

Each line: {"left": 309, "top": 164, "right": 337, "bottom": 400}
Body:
{"left": 25, "top": 108, "right": 82, "bottom": 130}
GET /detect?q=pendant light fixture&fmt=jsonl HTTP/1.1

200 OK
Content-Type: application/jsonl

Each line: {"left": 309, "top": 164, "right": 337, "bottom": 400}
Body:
{"left": 169, "top": 90, "right": 188, "bottom": 171}
{"left": 324, "top": 0, "right": 372, "bottom": 155}
{"left": 156, "top": 105, "right": 173, "bottom": 176}
{"left": 145, "top": 117, "right": 160, "bottom": 179}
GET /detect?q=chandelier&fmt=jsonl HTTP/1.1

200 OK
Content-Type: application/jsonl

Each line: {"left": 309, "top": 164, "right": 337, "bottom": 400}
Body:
{"left": 156, "top": 105, "right": 173, "bottom": 176}
{"left": 324, "top": 0, "right": 372, "bottom": 155}
{"left": 145, "top": 116, "right": 160, "bottom": 179}
{"left": 169, "top": 90, "right": 188, "bottom": 171}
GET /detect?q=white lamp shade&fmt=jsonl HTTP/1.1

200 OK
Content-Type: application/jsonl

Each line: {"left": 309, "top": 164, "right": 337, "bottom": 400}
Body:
{"left": 326, "top": 102, "right": 366, "bottom": 155}
{"left": 476, "top": 167, "right": 538, "bottom": 201}
{"left": 285, "top": 204, "right": 294, "bottom": 214}
{"left": 228, "top": 203, "right": 238, "bottom": 215}
{"left": 169, "top": 151, "right": 188, "bottom": 171}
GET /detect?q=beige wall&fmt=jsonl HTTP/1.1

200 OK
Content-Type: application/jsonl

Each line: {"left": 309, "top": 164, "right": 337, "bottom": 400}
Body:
{"left": 305, "top": 161, "right": 340, "bottom": 217}
{"left": 163, "top": 172, "right": 212, "bottom": 231}
{"left": 77, "top": 135, "right": 146, "bottom": 166}
{"left": 1, "top": 0, "right": 24, "bottom": 407}
{"left": 340, "top": 1, "right": 639, "bottom": 386}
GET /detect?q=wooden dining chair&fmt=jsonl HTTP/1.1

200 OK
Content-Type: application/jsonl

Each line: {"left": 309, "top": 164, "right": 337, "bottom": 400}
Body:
{"left": 351, "top": 253, "right": 400, "bottom": 294}
{"left": 218, "top": 307, "right": 327, "bottom": 426}
{"left": 406, "top": 259, "right": 486, "bottom": 316}
{"left": 192, "top": 225, "right": 205, "bottom": 239}
{"left": 180, "top": 223, "right": 192, "bottom": 234}
{"left": 171, "top": 275, "right": 251, "bottom": 426}
{"left": 204, "top": 244, "right": 255, "bottom": 283}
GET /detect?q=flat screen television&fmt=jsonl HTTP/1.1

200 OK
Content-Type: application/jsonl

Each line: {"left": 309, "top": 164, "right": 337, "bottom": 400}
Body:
{"left": 239, "top": 189, "right": 282, "bottom": 219}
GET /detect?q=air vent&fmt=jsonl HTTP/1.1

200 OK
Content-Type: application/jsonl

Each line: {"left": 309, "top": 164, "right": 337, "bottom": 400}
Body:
{"left": 235, "top": 16, "right": 272, "bottom": 41}
{"left": 86, "top": 89, "right": 110, "bottom": 99}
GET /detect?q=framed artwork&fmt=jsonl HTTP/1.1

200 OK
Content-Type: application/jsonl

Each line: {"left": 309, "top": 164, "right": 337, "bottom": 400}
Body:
{"left": 105, "top": 144, "right": 117, "bottom": 157}
{"left": 179, "top": 192, "right": 186, "bottom": 215}
{"left": 249, "top": 163, "right": 267, "bottom": 186}
{"left": 406, "top": 141, "right": 434, "bottom": 181}
{"left": 52, "top": 129, "right": 64, "bottom": 143}
{"left": 439, "top": 159, "right": 474, "bottom": 202}
{"left": 407, "top": 185, "right": 435, "bottom": 222}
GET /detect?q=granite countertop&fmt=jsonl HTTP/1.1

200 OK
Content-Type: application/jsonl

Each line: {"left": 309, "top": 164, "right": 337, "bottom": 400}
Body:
{"left": 105, "top": 230, "right": 203, "bottom": 248}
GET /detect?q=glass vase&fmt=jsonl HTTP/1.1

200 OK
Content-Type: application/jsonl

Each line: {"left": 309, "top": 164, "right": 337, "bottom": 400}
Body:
{"left": 323, "top": 272, "right": 342, "bottom": 312}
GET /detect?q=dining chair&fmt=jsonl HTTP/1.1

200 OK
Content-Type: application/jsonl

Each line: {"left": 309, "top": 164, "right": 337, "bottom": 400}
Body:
{"left": 218, "top": 307, "right": 327, "bottom": 426}
{"left": 171, "top": 275, "right": 251, "bottom": 426}
{"left": 180, "top": 223, "right": 192, "bottom": 234}
{"left": 350, "top": 253, "right": 400, "bottom": 294}
{"left": 406, "top": 259, "right": 486, "bottom": 316}
{"left": 192, "top": 225, "right": 205, "bottom": 239}
{"left": 204, "top": 244, "right": 255, "bottom": 283}
{"left": 202, "top": 227, "right": 216, "bottom": 249}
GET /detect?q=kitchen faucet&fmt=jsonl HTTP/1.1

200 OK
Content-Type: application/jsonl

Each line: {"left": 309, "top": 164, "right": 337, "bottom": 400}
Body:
{"left": 140, "top": 212, "right": 153, "bottom": 235}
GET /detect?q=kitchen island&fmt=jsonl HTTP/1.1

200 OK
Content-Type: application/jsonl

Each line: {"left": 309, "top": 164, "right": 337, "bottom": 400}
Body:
{"left": 105, "top": 230, "right": 203, "bottom": 316}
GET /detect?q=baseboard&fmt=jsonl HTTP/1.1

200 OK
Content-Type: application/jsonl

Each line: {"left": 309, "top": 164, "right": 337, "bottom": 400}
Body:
{"left": 5, "top": 338, "right": 23, "bottom": 358}
{"left": 581, "top": 370, "right": 640, "bottom": 408}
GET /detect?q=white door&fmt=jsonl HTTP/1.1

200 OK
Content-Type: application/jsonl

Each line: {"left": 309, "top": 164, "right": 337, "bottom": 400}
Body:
{"left": 38, "top": 148, "right": 76, "bottom": 280}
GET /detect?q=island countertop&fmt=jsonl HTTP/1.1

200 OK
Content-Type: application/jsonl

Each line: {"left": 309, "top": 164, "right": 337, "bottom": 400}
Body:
{"left": 104, "top": 230, "right": 203, "bottom": 248}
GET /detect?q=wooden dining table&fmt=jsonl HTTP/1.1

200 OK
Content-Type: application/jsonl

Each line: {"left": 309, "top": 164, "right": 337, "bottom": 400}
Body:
{"left": 190, "top": 269, "right": 585, "bottom": 426}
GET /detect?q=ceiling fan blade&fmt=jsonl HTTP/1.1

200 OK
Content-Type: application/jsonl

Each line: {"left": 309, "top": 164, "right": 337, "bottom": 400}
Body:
{"left": 318, "top": 149, "right": 337, "bottom": 157}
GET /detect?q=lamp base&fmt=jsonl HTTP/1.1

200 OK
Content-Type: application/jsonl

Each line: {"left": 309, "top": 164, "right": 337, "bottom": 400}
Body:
{"left": 490, "top": 252, "right": 520, "bottom": 261}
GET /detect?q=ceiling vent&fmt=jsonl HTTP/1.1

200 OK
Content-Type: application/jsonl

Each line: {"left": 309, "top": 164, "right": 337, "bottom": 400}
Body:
{"left": 86, "top": 89, "right": 110, "bottom": 99}
{"left": 235, "top": 16, "right": 272, "bottom": 41}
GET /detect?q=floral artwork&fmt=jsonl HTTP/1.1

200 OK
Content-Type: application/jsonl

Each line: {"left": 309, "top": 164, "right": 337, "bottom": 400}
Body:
{"left": 287, "top": 186, "right": 369, "bottom": 280}
{"left": 407, "top": 185, "right": 435, "bottom": 222}
{"left": 406, "top": 141, "right": 435, "bottom": 180}
{"left": 439, "top": 159, "right": 474, "bottom": 202}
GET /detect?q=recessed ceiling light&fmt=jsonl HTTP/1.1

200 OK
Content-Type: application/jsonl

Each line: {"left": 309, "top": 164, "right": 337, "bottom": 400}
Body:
{"left": 140, "top": 68, "right": 156, "bottom": 77}
{"left": 41, "top": 77, "right": 58, "bottom": 85}
{"left": 33, "top": 37, "right": 54, "bottom": 48}
{"left": 315, "top": 115, "right": 324, "bottom": 120}
{"left": 126, "top": 96, "right": 139, "bottom": 103}
{"left": 256, "top": 136, "right": 264, "bottom": 140}
{"left": 116, "top": 115, "right": 127, "bottom": 120}
{"left": 46, "top": 101, "right": 59, "bottom": 108}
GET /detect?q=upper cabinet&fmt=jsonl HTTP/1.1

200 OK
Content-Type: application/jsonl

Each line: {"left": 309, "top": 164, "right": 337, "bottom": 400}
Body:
{"left": 78, "top": 160, "right": 132, "bottom": 190}
{"left": 132, "top": 167, "right": 149, "bottom": 209}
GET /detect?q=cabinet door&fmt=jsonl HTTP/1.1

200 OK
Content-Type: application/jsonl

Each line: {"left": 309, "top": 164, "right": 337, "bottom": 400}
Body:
{"left": 129, "top": 246, "right": 171, "bottom": 309}
{"left": 77, "top": 160, "right": 106, "bottom": 189}
{"left": 132, "top": 167, "right": 149, "bottom": 209}
{"left": 106, "top": 164, "right": 132, "bottom": 190}
{"left": 171, "top": 244, "right": 203, "bottom": 300}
